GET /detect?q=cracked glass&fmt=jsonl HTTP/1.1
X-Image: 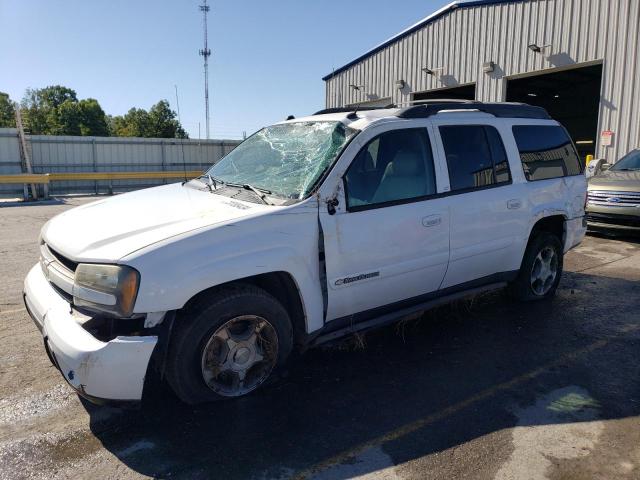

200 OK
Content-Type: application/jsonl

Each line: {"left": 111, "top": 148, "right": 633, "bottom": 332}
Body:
{"left": 205, "top": 121, "right": 357, "bottom": 200}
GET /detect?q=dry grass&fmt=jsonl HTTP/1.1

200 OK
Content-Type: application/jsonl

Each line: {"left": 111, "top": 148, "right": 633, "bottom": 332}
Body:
{"left": 323, "top": 291, "right": 499, "bottom": 351}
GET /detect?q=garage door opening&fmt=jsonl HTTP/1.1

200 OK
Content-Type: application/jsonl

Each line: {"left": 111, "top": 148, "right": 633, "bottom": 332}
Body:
{"left": 413, "top": 83, "right": 476, "bottom": 102}
{"left": 506, "top": 64, "right": 602, "bottom": 161}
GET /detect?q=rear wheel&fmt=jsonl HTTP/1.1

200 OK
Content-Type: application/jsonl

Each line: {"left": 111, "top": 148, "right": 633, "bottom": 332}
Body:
{"left": 166, "top": 284, "right": 293, "bottom": 404}
{"left": 509, "top": 231, "right": 563, "bottom": 301}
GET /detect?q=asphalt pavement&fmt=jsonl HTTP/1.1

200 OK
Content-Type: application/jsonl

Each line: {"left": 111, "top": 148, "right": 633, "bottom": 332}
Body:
{"left": 1, "top": 197, "right": 639, "bottom": 479}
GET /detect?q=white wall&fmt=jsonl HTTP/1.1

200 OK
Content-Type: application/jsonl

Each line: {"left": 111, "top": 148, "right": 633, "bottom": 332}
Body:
{"left": 0, "top": 129, "right": 240, "bottom": 197}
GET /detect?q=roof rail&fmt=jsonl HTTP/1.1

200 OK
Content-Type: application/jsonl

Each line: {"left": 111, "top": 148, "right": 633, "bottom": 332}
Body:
{"left": 394, "top": 98, "right": 477, "bottom": 107}
{"left": 397, "top": 101, "right": 551, "bottom": 119}
{"left": 313, "top": 104, "right": 396, "bottom": 115}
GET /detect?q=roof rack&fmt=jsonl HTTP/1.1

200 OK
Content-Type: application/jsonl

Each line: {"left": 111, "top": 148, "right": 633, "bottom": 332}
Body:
{"left": 313, "top": 104, "right": 396, "bottom": 115}
{"left": 397, "top": 101, "right": 551, "bottom": 119}
{"left": 395, "top": 98, "right": 477, "bottom": 107}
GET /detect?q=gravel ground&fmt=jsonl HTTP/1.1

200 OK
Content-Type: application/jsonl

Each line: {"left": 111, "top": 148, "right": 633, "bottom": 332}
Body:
{"left": 1, "top": 196, "right": 639, "bottom": 480}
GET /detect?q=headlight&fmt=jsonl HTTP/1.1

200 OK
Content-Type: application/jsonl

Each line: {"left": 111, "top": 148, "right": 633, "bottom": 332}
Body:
{"left": 73, "top": 264, "right": 140, "bottom": 317}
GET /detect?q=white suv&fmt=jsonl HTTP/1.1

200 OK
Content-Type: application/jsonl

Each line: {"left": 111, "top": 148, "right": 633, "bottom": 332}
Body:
{"left": 23, "top": 101, "right": 587, "bottom": 405}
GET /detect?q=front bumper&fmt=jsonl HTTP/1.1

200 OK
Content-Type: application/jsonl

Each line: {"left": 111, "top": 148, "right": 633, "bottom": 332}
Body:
{"left": 585, "top": 200, "right": 640, "bottom": 232}
{"left": 586, "top": 210, "right": 640, "bottom": 232}
{"left": 23, "top": 264, "right": 158, "bottom": 403}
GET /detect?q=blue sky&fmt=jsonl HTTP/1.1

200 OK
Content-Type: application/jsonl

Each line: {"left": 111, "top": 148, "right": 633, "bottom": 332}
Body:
{"left": 0, "top": 0, "right": 449, "bottom": 139}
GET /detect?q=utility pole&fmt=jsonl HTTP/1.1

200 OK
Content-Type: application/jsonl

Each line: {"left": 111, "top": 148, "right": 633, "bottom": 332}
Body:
{"left": 174, "top": 85, "right": 181, "bottom": 124}
{"left": 199, "top": 0, "right": 211, "bottom": 139}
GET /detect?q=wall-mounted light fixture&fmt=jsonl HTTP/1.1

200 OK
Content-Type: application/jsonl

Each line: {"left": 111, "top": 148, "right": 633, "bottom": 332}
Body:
{"left": 482, "top": 61, "right": 495, "bottom": 73}
{"left": 422, "top": 67, "right": 444, "bottom": 76}
{"left": 527, "top": 43, "right": 552, "bottom": 53}
{"left": 349, "top": 84, "right": 365, "bottom": 91}
{"left": 396, "top": 80, "right": 406, "bottom": 90}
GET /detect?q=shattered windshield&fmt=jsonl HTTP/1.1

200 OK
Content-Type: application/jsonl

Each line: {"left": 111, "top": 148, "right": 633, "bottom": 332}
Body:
{"left": 205, "top": 121, "right": 358, "bottom": 200}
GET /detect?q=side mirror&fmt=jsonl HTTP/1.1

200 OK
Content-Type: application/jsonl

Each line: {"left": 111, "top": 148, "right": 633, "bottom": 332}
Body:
{"left": 600, "top": 163, "right": 611, "bottom": 171}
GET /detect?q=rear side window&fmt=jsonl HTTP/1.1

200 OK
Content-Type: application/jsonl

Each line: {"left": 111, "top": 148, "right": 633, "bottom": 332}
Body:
{"left": 512, "top": 125, "right": 582, "bottom": 181}
{"left": 439, "top": 125, "right": 512, "bottom": 192}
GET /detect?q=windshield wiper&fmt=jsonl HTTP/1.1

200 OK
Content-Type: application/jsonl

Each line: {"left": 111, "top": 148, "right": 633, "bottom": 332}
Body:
{"left": 242, "top": 184, "right": 274, "bottom": 205}
{"left": 222, "top": 181, "right": 273, "bottom": 205}
{"left": 197, "top": 174, "right": 225, "bottom": 191}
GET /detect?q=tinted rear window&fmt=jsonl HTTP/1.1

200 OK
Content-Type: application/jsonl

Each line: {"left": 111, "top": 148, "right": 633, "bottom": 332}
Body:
{"left": 439, "top": 125, "right": 511, "bottom": 191}
{"left": 512, "top": 125, "right": 582, "bottom": 181}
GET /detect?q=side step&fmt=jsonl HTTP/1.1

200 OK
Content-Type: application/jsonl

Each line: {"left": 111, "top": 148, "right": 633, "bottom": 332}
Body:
{"left": 310, "top": 282, "right": 507, "bottom": 347}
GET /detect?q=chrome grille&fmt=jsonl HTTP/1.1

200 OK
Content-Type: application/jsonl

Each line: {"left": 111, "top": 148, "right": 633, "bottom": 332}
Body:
{"left": 47, "top": 245, "right": 78, "bottom": 272}
{"left": 40, "top": 243, "right": 75, "bottom": 297}
{"left": 587, "top": 190, "right": 640, "bottom": 207}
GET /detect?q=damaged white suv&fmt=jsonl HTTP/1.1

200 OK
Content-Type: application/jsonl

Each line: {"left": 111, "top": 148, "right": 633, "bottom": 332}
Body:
{"left": 24, "top": 101, "right": 587, "bottom": 405}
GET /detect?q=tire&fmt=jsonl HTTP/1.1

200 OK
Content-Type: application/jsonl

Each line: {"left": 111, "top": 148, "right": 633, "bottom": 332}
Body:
{"left": 165, "top": 284, "right": 293, "bottom": 404}
{"left": 509, "top": 231, "right": 563, "bottom": 302}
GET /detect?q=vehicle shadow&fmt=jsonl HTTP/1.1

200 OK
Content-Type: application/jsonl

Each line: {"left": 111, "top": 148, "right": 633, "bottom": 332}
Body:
{"left": 587, "top": 229, "right": 640, "bottom": 245}
{"left": 0, "top": 197, "right": 70, "bottom": 208}
{"left": 83, "top": 270, "right": 640, "bottom": 479}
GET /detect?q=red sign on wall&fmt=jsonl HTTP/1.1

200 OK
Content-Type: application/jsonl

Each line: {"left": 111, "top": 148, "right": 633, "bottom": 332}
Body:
{"left": 601, "top": 130, "right": 614, "bottom": 146}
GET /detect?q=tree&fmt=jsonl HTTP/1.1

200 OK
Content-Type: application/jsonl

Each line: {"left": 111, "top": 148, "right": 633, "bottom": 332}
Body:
{"left": 48, "top": 100, "right": 82, "bottom": 135}
{"left": 110, "top": 100, "right": 187, "bottom": 139}
{"left": 39, "top": 85, "right": 77, "bottom": 109}
{"left": 148, "top": 100, "right": 188, "bottom": 139}
{"left": 20, "top": 86, "right": 108, "bottom": 136}
{"left": 21, "top": 86, "right": 77, "bottom": 134}
{"left": 77, "top": 99, "right": 109, "bottom": 136}
{"left": 16, "top": 86, "right": 186, "bottom": 138}
{"left": 110, "top": 108, "right": 150, "bottom": 137}
{"left": 21, "top": 88, "right": 49, "bottom": 134}
{"left": 0, "top": 92, "right": 16, "bottom": 128}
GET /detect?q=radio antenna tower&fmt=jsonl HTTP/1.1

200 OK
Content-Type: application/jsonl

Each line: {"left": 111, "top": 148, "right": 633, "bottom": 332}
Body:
{"left": 199, "top": 0, "right": 211, "bottom": 139}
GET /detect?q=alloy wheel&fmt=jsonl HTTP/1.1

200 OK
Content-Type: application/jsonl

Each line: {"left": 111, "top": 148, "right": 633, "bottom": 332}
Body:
{"left": 200, "top": 315, "right": 278, "bottom": 397}
{"left": 529, "top": 246, "right": 558, "bottom": 296}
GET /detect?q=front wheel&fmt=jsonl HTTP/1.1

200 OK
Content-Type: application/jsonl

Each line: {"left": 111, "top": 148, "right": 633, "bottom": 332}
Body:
{"left": 509, "top": 232, "right": 563, "bottom": 301}
{"left": 166, "top": 285, "right": 293, "bottom": 404}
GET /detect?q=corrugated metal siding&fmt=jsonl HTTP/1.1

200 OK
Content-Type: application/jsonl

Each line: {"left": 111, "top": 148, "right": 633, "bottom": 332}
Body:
{"left": 0, "top": 129, "right": 240, "bottom": 197}
{"left": 0, "top": 128, "right": 22, "bottom": 196}
{"left": 326, "top": 0, "right": 640, "bottom": 162}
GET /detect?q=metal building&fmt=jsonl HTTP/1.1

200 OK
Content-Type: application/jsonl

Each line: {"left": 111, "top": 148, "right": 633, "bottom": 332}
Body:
{"left": 323, "top": 0, "right": 640, "bottom": 163}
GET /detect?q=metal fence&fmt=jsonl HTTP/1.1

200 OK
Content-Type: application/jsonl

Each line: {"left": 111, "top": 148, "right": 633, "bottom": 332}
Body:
{"left": 0, "top": 128, "right": 240, "bottom": 197}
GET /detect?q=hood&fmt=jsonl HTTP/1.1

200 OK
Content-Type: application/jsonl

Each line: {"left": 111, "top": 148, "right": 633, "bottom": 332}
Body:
{"left": 588, "top": 170, "right": 640, "bottom": 192}
{"left": 42, "top": 183, "right": 269, "bottom": 261}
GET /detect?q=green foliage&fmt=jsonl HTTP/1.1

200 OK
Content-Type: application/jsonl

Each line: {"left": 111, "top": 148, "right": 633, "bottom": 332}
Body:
{"left": 0, "top": 92, "right": 16, "bottom": 128}
{"left": 39, "top": 85, "right": 77, "bottom": 108}
{"left": 110, "top": 100, "right": 188, "bottom": 139}
{"left": 78, "top": 99, "right": 109, "bottom": 136}
{"left": 21, "top": 86, "right": 77, "bottom": 134}
{"left": 18, "top": 86, "right": 184, "bottom": 138}
{"left": 21, "top": 86, "right": 108, "bottom": 136}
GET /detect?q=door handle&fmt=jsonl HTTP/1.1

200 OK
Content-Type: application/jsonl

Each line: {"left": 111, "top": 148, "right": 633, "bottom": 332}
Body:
{"left": 422, "top": 214, "right": 442, "bottom": 227}
{"left": 507, "top": 199, "right": 522, "bottom": 210}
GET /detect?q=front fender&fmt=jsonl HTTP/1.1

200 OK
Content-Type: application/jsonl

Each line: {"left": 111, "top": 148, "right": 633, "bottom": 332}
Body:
{"left": 122, "top": 208, "right": 325, "bottom": 334}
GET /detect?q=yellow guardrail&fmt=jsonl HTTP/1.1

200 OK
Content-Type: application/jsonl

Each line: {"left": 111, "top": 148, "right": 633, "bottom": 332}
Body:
{"left": 0, "top": 171, "right": 202, "bottom": 183}
{"left": 0, "top": 174, "right": 51, "bottom": 184}
{"left": 46, "top": 171, "right": 202, "bottom": 181}
{"left": 0, "top": 171, "right": 203, "bottom": 200}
